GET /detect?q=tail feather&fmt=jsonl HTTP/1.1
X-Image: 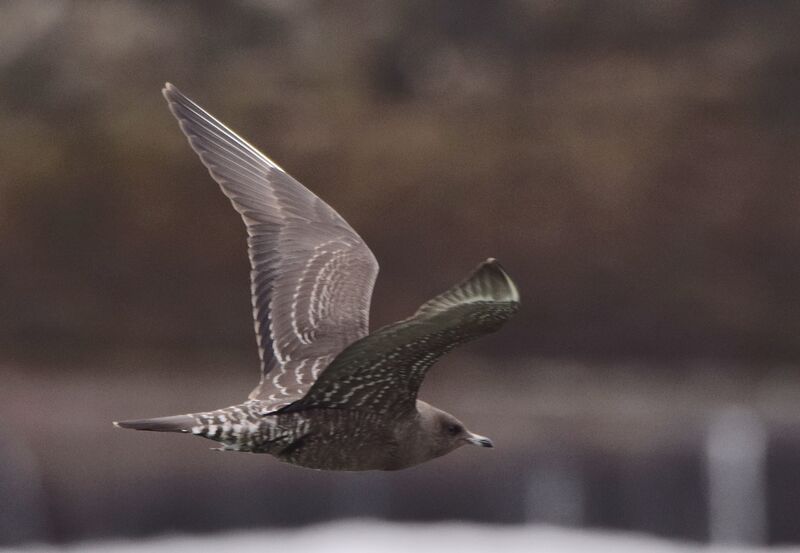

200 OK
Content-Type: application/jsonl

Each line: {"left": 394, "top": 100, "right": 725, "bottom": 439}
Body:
{"left": 114, "top": 415, "right": 195, "bottom": 433}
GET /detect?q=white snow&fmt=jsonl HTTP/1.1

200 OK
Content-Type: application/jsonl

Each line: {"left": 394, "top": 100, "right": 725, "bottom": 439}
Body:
{"left": 3, "top": 521, "right": 799, "bottom": 553}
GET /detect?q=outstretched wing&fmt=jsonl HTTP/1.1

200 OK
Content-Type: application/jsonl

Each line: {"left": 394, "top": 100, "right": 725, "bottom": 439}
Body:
{"left": 284, "top": 259, "right": 519, "bottom": 416}
{"left": 163, "top": 83, "right": 379, "bottom": 411}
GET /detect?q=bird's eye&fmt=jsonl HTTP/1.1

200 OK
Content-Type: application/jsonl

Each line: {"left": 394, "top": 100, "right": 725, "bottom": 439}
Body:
{"left": 446, "top": 424, "right": 462, "bottom": 436}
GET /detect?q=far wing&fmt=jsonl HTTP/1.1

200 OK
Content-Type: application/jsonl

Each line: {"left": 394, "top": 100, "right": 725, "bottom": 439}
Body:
{"left": 163, "top": 84, "right": 379, "bottom": 412}
{"left": 283, "top": 259, "right": 519, "bottom": 416}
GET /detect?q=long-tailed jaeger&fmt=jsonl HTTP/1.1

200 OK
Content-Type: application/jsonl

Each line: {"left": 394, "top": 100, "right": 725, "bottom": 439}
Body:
{"left": 114, "top": 83, "right": 520, "bottom": 471}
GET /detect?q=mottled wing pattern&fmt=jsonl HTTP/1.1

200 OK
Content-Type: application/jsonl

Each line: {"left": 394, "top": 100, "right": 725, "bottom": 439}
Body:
{"left": 163, "top": 84, "right": 379, "bottom": 412}
{"left": 284, "top": 259, "right": 519, "bottom": 416}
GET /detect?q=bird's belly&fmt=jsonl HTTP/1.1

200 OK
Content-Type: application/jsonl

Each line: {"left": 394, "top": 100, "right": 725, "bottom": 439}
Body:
{"left": 271, "top": 410, "right": 398, "bottom": 471}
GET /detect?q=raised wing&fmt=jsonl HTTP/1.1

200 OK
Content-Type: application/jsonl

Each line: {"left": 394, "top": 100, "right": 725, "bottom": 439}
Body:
{"left": 163, "top": 83, "right": 379, "bottom": 411}
{"left": 284, "top": 259, "right": 519, "bottom": 416}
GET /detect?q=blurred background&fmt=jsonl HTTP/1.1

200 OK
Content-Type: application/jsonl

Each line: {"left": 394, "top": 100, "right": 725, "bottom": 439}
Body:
{"left": 2, "top": 0, "right": 800, "bottom": 551}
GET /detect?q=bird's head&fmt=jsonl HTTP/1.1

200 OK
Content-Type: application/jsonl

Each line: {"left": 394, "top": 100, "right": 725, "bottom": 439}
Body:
{"left": 415, "top": 401, "right": 493, "bottom": 459}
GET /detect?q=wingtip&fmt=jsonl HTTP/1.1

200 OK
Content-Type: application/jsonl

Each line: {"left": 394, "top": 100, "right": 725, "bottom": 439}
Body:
{"left": 503, "top": 268, "right": 520, "bottom": 304}
{"left": 478, "top": 257, "right": 505, "bottom": 276}
{"left": 162, "top": 82, "right": 179, "bottom": 102}
{"left": 477, "top": 258, "right": 520, "bottom": 304}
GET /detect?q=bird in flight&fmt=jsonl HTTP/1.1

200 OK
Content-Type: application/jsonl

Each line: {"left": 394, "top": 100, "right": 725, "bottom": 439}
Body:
{"left": 115, "top": 84, "right": 520, "bottom": 471}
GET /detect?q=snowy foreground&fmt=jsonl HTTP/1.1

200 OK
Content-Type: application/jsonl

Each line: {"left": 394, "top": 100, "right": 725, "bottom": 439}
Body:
{"left": 4, "top": 521, "right": 800, "bottom": 553}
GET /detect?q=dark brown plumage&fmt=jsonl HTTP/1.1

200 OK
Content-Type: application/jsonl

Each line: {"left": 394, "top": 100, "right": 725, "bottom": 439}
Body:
{"left": 114, "top": 84, "right": 519, "bottom": 471}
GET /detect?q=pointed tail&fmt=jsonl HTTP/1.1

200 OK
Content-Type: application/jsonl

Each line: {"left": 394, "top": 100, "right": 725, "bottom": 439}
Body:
{"left": 114, "top": 414, "right": 196, "bottom": 433}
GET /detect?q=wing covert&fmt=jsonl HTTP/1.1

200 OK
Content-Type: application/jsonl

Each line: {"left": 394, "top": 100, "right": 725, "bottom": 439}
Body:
{"left": 284, "top": 259, "right": 519, "bottom": 416}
